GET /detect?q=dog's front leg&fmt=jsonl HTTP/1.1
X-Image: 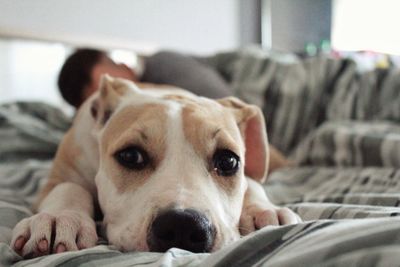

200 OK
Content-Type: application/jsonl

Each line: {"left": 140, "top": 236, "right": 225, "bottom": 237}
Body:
{"left": 239, "top": 178, "right": 301, "bottom": 235}
{"left": 11, "top": 182, "right": 97, "bottom": 258}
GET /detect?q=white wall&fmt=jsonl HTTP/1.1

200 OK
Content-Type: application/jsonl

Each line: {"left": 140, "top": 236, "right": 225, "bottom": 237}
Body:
{"left": 0, "top": 0, "right": 240, "bottom": 55}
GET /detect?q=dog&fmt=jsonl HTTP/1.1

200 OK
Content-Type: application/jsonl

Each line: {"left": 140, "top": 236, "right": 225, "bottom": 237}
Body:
{"left": 11, "top": 75, "right": 301, "bottom": 258}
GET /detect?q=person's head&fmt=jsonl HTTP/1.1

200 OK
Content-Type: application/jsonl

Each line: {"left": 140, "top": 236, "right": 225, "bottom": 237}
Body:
{"left": 58, "top": 48, "right": 137, "bottom": 108}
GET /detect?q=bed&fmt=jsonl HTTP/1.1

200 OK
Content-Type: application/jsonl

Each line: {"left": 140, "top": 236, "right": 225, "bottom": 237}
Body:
{"left": 1, "top": 48, "right": 400, "bottom": 267}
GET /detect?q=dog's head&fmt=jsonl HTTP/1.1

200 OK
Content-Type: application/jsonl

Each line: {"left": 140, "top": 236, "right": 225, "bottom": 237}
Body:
{"left": 90, "top": 75, "right": 269, "bottom": 252}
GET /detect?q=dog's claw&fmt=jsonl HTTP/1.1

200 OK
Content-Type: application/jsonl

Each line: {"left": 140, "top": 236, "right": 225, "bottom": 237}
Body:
{"left": 13, "top": 236, "right": 26, "bottom": 252}
{"left": 55, "top": 243, "right": 67, "bottom": 253}
{"left": 38, "top": 239, "right": 49, "bottom": 253}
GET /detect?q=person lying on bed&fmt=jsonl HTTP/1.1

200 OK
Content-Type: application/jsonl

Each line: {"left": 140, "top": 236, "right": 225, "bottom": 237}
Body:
{"left": 58, "top": 48, "right": 232, "bottom": 108}
{"left": 57, "top": 47, "right": 290, "bottom": 179}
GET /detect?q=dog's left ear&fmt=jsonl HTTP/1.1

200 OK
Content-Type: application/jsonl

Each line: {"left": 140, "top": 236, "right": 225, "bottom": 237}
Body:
{"left": 90, "top": 75, "right": 139, "bottom": 125}
{"left": 218, "top": 97, "right": 269, "bottom": 183}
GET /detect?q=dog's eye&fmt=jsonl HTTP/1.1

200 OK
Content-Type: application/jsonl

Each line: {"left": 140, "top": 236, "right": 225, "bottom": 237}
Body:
{"left": 115, "top": 146, "right": 149, "bottom": 170}
{"left": 213, "top": 149, "right": 240, "bottom": 176}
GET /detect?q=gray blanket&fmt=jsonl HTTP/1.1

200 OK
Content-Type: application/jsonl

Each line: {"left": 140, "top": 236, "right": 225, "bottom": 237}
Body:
{"left": 1, "top": 48, "right": 400, "bottom": 266}
{"left": 205, "top": 48, "right": 400, "bottom": 154}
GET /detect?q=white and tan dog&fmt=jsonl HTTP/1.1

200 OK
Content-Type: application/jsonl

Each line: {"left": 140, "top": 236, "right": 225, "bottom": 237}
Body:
{"left": 11, "top": 76, "right": 300, "bottom": 258}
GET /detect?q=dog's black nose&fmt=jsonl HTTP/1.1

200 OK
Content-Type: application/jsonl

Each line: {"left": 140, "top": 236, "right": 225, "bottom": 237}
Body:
{"left": 148, "top": 208, "right": 215, "bottom": 253}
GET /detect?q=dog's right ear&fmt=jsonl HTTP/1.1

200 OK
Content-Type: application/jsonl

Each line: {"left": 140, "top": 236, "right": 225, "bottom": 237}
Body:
{"left": 218, "top": 97, "right": 269, "bottom": 183}
{"left": 90, "top": 75, "right": 140, "bottom": 125}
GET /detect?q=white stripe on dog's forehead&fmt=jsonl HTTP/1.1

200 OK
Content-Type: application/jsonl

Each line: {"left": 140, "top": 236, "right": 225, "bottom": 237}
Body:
{"left": 165, "top": 102, "right": 186, "bottom": 166}
{"left": 165, "top": 102, "right": 183, "bottom": 150}
{"left": 155, "top": 101, "right": 200, "bottom": 206}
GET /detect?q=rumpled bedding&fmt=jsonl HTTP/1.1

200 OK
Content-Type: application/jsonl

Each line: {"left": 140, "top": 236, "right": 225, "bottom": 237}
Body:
{"left": 1, "top": 48, "right": 400, "bottom": 266}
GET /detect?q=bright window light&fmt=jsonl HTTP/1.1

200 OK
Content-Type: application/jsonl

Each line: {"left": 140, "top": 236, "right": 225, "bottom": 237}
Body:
{"left": 332, "top": 0, "right": 400, "bottom": 55}
{"left": 0, "top": 39, "right": 73, "bottom": 114}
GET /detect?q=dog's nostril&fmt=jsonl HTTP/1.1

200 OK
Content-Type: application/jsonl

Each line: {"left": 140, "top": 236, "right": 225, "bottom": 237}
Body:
{"left": 191, "top": 230, "right": 207, "bottom": 243}
{"left": 160, "top": 230, "right": 174, "bottom": 242}
{"left": 148, "top": 208, "right": 215, "bottom": 253}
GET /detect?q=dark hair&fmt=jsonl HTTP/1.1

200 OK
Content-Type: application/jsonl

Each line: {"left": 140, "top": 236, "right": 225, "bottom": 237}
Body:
{"left": 58, "top": 48, "right": 106, "bottom": 107}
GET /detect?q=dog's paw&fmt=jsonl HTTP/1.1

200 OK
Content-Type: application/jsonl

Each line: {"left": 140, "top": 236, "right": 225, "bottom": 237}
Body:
{"left": 239, "top": 204, "right": 302, "bottom": 235}
{"left": 11, "top": 211, "right": 97, "bottom": 258}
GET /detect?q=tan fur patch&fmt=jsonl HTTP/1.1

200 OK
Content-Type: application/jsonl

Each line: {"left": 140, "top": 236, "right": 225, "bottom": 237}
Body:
{"left": 171, "top": 96, "right": 244, "bottom": 195}
{"left": 100, "top": 103, "right": 168, "bottom": 192}
{"left": 35, "top": 127, "right": 83, "bottom": 210}
{"left": 136, "top": 82, "right": 176, "bottom": 89}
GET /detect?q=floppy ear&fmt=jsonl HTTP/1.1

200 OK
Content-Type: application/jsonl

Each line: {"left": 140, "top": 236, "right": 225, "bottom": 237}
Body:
{"left": 218, "top": 97, "right": 269, "bottom": 183}
{"left": 90, "top": 75, "right": 140, "bottom": 125}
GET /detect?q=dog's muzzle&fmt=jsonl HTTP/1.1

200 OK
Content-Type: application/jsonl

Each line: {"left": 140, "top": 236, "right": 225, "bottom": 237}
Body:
{"left": 147, "top": 208, "right": 216, "bottom": 253}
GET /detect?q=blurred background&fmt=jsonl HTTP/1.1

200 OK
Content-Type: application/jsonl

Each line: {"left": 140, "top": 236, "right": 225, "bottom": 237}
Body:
{"left": 0, "top": 0, "right": 399, "bottom": 111}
